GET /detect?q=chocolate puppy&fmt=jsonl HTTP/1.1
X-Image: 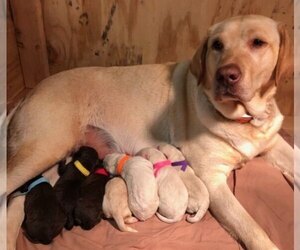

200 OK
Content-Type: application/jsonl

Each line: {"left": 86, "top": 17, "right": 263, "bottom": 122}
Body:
{"left": 74, "top": 163, "right": 110, "bottom": 230}
{"left": 54, "top": 146, "right": 99, "bottom": 230}
{"left": 20, "top": 175, "right": 66, "bottom": 244}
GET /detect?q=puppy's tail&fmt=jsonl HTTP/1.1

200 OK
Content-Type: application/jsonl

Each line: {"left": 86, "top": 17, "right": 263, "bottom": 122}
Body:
{"left": 186, "top": 182, "right": 210, "bottom": 223}
{"left": 114, "top": 214, "right": 138, "bottom": 233}
{"left": 155, "top": 212, "right": 183, "bottom": 224}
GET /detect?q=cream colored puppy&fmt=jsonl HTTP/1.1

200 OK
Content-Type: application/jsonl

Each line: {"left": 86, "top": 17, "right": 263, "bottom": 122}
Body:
{"left": 137, "top": 147, "right": 188, "bottom": 223}
{"left": 102, "top": 177, "right": 138, "bottom": 233}
{"left": 103, "top": 153, "right": 159, "bottom": 221}
{"left": 157, "top": 143, "right": 209, "bottom": 223}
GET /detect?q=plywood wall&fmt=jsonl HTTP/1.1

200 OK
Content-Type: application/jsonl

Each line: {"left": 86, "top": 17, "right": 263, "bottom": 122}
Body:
{"left": 41, "top": 0, "right": 293, "bottom": 69}
{"left": 41, "top": 0, "right": 294, "bottom": 117}
{"left": 8, "top": 0, "right": 294, "bottom": 119}
{"left": 7, "top": 0, "right": 25, "bottom": 110}
{"left": 10, "top": 0, "right": 49, "bottom": 88}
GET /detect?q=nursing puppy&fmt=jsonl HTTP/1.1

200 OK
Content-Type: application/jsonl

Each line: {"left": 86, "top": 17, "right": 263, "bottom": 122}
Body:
{"left": 137, "top": 147, "right": 188, "bottom": 223}
{"left": 102, "top": 177, "right": 138, "bottom": 233}
{"left": 103, "top": 153, "right": 159, "bottom": 221}
{"left": 74, "top": 164, "right": 110, "bottom": 230}
{"left": 20, "top": 175, "right": 66, "bottom": 244}
{"left": 21, "top": 176, "right": 66, "bottom": 244}
{"left": 54, "top": 146, "right": 99, "bottom": 230}
{"left": 157, "top": 143, "right": 209, "bottom": 223}
{"left": 7, "top": 165, "right": 61, "bottom": 250}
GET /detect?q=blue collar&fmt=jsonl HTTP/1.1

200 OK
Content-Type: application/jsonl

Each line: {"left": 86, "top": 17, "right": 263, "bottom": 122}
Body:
{"left": 11, "top": 176, "right": 50, "bottom": 198}
{"left": 27, "top": 176, "right": 49, "bottom": 192}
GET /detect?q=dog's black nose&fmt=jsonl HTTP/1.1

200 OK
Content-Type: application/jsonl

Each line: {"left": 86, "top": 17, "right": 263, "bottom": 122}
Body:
{"left": 216, "top": 64, "right": 241, "bottom": 85}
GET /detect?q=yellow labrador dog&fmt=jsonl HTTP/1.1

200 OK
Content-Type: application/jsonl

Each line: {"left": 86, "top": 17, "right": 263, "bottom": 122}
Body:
{"left": 6, "top": 15, "right": 293, "bottom": 250}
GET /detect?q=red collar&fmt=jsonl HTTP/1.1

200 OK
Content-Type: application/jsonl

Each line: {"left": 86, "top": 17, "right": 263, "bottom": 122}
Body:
{"left": 205, "top": 93, "right": 253, "bottom": 124}
{"left": 234, "top": 115, "right": 253, "bottom": 124}
{"left": 95, "top": 168, "right": 109, "bottom": 176}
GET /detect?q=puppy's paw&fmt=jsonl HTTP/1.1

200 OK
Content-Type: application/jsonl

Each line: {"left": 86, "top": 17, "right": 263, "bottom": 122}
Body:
{"left": 124, "top": 216, "right": 138, "bottom": 224}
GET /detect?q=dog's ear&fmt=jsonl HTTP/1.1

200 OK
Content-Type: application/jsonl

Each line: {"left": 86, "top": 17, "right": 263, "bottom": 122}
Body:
{"left": 190, "top": 37, "right": 208, "bottom": 85}
{"left": 274, "top": 23, "right": 293, "bottom": 85}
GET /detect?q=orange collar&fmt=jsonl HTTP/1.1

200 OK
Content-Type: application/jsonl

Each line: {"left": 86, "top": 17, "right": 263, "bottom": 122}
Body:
{"left": 116, "top": 155, "right": 131, "bottom": 174}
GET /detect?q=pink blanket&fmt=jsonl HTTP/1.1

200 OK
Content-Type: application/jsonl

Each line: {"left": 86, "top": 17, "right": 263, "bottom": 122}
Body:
{"left": 16, "top": 157, "right": 293, "bottom": 250}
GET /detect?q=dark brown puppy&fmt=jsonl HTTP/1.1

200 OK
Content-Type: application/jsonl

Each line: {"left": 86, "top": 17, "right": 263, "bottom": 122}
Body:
{"left": 20, "top": 175, "right": 66, "bottom": 244}
{"left": 54, "top": 146, "right": 99, "bottom": 230}
{"left": 74, "top": 164, "right": 110, "bottom": 230}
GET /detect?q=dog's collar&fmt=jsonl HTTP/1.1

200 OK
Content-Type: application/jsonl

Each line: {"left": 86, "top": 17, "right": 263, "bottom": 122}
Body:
{"left": 95, "top": 168, "right": 109, "bottom": 176}
{"left": 153, "top": 160, "right": 172, "bottom": 177}
{"left": 27, "top": 176, "right": 49, "bottom": 191}
{"left": 74, "top": 160, "right": 90, "bottom": 176}
{"left": 234, "top": 114, "right": 253, "bottom": 124}
{"left": 116, "top": 155, "right": 131, "bottom": 175}
{"left": 171, "top": 160, "right": 188, "bottom": 171}
{"left": 204, "top": 93, "right": 253, "bottom": 124}
{"left": 11, "top": 176, "right": 49, "bottom": 197}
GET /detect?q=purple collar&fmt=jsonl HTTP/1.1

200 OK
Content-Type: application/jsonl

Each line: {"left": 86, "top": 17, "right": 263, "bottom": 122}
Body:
{"left": 171, "top": 160, "right": 188, "bottom": 171}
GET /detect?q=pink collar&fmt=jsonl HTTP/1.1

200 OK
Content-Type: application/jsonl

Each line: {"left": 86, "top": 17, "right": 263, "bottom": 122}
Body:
{"left": 95, "top": 168, "right": 109, "bottom": 176}
{"left": 153, "top": 160, "right": 172, "bottom": 177}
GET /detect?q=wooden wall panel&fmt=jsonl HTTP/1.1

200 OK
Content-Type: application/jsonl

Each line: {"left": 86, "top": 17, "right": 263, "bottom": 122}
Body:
{"left": 42, "top": 0, "right": 293, "bottom": 69}
{"left": 41, "top": 0, "right": 294, "bottom": 118}
{"left": 7, "top": 0, "right": 25, "bottom": 110}
{"left": 10, "top": 0, "right": 49, "bottom": 88}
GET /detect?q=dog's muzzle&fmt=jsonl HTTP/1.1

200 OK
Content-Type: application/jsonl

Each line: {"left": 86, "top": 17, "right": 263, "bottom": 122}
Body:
{"left": 215, "top": 64, "right": 243, "bottom": 101}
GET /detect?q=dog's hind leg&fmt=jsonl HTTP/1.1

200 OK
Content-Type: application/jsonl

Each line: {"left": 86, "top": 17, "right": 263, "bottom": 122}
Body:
{"left": 7, "top": 195, "right": 25, "bottom": 250}
{"left": 7, "top": 108, "right": 81, "bottom": 196}
{"left": 7, "top": 135, "right": 77, "bottom": 196}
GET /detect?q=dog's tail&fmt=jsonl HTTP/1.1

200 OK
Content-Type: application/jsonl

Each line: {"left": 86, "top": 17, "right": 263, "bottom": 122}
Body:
{"left": 155, "top": 212, "right": 183, "bottom": 224}
{"left": 5, "top": 99, "right": 24, "bottom": 127}
{"left": 114, "top": 214, "right": 138, "bottom": 233}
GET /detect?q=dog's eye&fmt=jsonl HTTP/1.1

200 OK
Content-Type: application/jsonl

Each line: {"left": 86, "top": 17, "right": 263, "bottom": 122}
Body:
{"left": 252, "top": 38, "right": 266, "bottom": 48}
{"left": 212, "top": 40, "right": 224, "bottom": 51}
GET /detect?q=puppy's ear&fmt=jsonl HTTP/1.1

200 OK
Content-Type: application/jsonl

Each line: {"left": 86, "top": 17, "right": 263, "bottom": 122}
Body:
{"left": 190, "top": 37, "right": 208, "bottom": 85}
{"left": 275, "top": 23, "right": 293, "bottom": 85}
{"left": 143, "top": 153, "right": 150, "bottom": 160}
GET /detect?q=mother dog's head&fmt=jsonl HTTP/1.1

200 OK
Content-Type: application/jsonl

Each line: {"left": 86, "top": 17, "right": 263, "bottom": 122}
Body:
{"left": 190, "top": 15, "right": 292, "bottom": 121}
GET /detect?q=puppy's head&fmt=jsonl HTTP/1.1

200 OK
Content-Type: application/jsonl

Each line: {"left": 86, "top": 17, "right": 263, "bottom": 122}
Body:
{"left": 73, "top": 146, "right": 100, "bottom": 172}
{"left": 103, "top": 153, "right": 123, "bottom": 174}
{"left": 157, "top": 143, "right": 184, "bottom": 161}
{"left": 137, "top": 147, "right": 167, "bottom": 163}
{"left": 190, "top": 15, "right": 292, "bottom": 120}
